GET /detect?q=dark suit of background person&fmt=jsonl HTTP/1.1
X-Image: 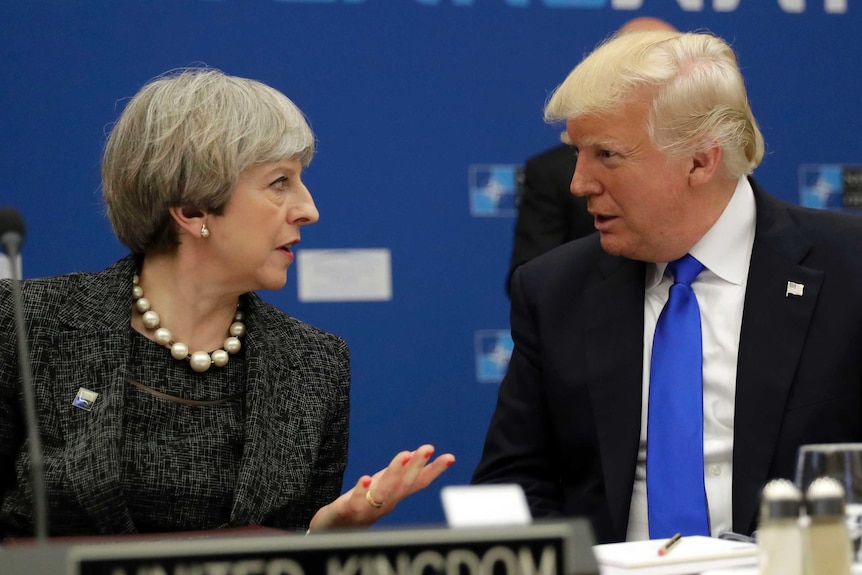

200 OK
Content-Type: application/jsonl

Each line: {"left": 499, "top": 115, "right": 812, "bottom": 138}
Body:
{"left": 0, "top": 256, "right": 350, "bottom": 535}
{"left": 506, "top": 144, "right": 594, "bottom": 295}
{"left": 478, "top": 179, "right": 862, "bottom": 543}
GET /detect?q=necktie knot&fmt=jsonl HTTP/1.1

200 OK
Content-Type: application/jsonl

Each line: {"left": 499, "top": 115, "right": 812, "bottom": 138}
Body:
{"left": 667, "top": 254, "right": 705, "bottom": 287}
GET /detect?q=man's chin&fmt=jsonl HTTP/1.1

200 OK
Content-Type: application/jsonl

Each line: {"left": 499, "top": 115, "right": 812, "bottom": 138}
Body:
{"left": 599, "top": 235, "right": 626, "bottom": 257}
{"left": 599, "top": 236, "right": 647, "bottom": 261}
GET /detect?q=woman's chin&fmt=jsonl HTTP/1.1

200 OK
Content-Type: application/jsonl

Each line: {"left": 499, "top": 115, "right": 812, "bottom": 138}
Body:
{"left": 259, "top": 272, "right": 289, "bottom": 292}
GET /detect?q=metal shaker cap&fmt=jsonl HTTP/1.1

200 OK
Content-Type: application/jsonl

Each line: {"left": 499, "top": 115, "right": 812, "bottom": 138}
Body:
{"left": 760, "top": 478, "right": 803, "bottom": 520}
{"left": 805, "top": 476, "right": 846, "bottom": 517}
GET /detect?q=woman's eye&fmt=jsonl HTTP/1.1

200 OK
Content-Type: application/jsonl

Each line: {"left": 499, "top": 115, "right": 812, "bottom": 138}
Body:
{"left": 270, "top": 176, "right": 288, "bottom": 189}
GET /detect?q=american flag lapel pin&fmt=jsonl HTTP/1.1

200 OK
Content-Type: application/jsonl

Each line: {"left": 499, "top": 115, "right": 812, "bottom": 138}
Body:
{"left": 786, "top": 281, "right": 804, "bottom": 298}
{"left": 72, "top": 387, "right": 99, "bottom": 411}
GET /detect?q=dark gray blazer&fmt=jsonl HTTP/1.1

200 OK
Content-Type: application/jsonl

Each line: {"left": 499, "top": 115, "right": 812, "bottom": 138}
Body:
{"left": 474, "top": 179, "right": 862, "bottom": 543}
{"left": 0, "top": 256, "right": 350, "bottom": 536}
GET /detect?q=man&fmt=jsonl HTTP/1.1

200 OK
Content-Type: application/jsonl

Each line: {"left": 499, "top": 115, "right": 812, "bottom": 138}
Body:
{"left": 506, "top": 17, "right": 677, "bottom": 295}
{"left": 474, "top": 29, "right": 862, "bottom": 544}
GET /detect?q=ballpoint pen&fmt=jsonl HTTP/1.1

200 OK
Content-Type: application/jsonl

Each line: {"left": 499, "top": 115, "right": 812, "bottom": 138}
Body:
{"left": 658, "top": 533, "right": 683, "bottom": 556}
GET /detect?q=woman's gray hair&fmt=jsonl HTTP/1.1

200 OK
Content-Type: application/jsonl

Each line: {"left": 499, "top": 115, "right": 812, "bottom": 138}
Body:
{"left": 545, "top": 30, "right": 764, "bottom": 180}
{"left": 102, "top": 67, "right": 315, "bottom": 254}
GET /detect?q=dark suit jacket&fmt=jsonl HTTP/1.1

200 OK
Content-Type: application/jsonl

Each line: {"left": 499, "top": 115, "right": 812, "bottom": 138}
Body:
{"left": 475, "top": 179, "right": 862, "bottom": 543}
{"left": 0, "top": 256, "right": 350, "bottom": 536}
{"left": 507, "top": 143, "right": 596, "bottom": 294}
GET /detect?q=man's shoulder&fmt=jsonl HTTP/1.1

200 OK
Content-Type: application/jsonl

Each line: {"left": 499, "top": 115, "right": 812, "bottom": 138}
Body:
{"left": 515, "top": 234, "right": 617, "bottom": 287}
{"left": 786, "top": 203, "right": 862, "bottom": 236}
{"left": 755, "top": 186, "right": 862, "bottom": 245}
{"left": 510, "top": 236, "right": 644, "bottom": 318}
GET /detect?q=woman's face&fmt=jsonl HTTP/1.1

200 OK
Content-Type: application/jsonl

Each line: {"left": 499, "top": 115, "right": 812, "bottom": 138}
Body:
{"left": 207, "top": 157, "right": 318, "bottom": 292}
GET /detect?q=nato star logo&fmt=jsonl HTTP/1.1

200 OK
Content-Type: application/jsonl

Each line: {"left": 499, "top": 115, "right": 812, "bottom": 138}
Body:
{"left": 469, "top": 164, "right": 518, "bottom": 217}
{"left": 799, "top": 164, "right": 843, "bottom": 210}
{"left": 475, "top": 330, "right": 514, "bottom": 383}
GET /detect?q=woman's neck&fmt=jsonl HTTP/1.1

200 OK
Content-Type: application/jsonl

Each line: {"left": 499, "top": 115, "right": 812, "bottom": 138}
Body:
{"left": 131, "top": 253, "right": 242, "bottom": 353}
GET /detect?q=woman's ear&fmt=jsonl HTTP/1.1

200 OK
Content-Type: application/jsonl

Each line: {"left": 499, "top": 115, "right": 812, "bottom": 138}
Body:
{"left": 169, "top": 206, "right": 208, "bottom": 239}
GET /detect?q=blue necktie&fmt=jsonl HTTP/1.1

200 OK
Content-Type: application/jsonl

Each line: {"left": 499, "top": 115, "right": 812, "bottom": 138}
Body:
{"left": 647, "top": 254, "right": 710, "bottom": 538}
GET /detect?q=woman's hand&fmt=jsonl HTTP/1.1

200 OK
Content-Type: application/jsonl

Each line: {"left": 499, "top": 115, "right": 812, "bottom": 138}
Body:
{"left": 308, "top": 444, "right": 455, "bottom": 531}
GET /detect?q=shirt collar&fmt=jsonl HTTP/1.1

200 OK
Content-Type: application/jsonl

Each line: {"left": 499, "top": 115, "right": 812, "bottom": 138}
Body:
{"left": 646, "top": 176, "right": 756, "bottom": 288}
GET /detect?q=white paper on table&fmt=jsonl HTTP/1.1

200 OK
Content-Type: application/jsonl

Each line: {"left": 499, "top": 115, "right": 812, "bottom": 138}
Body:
{"left": 593, "top": 536, "right": 758, "bottom": 575}
{"left": 441, "top": 484, "right": 532, "bottom": 528}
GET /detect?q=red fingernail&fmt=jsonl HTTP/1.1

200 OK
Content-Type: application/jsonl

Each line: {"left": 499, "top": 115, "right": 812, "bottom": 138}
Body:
{"left": 402, "top": 455, "right": 412, "bottom": 466}
{"left": 446, "top": 460, "right": 454, "bottom": 468}
{"left": 424, "top": 451, "right": 432, "bottom": 459}
{"left": 362, "top": 478, "right": 371, "bottom": 488}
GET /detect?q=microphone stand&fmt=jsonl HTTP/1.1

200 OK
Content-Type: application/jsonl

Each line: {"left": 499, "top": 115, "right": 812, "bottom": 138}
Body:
{"left": 2, "top": 234, "right": 48, "bottom": 543}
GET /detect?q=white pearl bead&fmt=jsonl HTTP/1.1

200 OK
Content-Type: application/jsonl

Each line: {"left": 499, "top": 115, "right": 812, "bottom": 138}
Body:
{"left": 171, "top": 341, "right": 189, "bottom": 360}
{"left": 211, "top": 349, "right": 229, "bottom": 367}
{"left": 142, "top": 310, "right": 160, "bottom": 329}
{"left": 132, "top": 278, "right": 246, "bottom": 371}
{"left": 189, "top": 351, "right": 212, "bottom": 373}
{"left": 229, "top": 322, "right": 246, "bottom": 337}
{"left": 224, "top": 336, "right": 242, "bottom": 354}
{"left": 154, "top": 327, "right": 172, "bottom": 346}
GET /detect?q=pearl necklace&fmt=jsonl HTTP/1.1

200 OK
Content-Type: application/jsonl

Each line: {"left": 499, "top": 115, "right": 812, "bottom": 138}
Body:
{"left": 132, "top": 274, "right": 246, "bottom": 373}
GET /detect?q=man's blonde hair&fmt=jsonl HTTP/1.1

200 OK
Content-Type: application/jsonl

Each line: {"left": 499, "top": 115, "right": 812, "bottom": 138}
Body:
{"left": 545, "top": 31, "right": 764, "bottom": 179}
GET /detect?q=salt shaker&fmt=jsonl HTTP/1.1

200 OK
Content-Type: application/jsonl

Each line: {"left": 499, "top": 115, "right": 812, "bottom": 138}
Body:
{"left": 757, "top": 478, "right": 806, "bottom": 575}
{"left": 805, "top": 476, "right": 852, "bottom": 575}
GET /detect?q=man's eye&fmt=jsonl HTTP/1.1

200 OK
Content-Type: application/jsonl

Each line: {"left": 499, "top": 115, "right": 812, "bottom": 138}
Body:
{"left": 600, "top": 150, "right": 617, "bottom": 159}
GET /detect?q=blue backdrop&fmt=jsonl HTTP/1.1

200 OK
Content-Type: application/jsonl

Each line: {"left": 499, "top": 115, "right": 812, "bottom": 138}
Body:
{"left": 1, "top": 0, "right": 859, "bottom": 527}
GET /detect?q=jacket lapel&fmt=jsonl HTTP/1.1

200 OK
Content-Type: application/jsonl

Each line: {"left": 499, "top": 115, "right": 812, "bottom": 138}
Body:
{"left": 732, "top": 185, "right": 821, "bottom": 533}
{"left": 583, "top": 254, "right": 646, "bottom": 540}
{"left": 228, "top": 296, "right": 310, "bottom": 527}
{"left": 52, "top": 257, "right": 137, "bottom": 533}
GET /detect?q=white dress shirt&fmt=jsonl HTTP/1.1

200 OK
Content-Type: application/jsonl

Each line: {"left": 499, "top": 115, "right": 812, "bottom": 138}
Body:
{"left": 626, "top": 177, "right": 757, "bottom": 540}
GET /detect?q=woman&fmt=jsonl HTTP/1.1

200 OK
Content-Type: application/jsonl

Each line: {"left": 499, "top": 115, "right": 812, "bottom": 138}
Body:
{"left": 0, "top": 68, "right": 454, "bottom": 537}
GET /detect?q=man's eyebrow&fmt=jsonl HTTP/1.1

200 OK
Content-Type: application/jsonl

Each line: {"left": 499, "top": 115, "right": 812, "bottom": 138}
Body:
{"left": 566, "top": 134, "right": 616, "bottom": 149}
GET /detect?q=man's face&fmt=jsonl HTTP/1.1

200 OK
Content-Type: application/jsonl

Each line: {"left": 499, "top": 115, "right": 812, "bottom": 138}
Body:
{"left": 566, "top": 99, "right": 704, "bottom": 263}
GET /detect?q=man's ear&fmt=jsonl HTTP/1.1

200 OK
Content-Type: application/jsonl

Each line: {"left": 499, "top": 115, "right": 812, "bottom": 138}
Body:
{"left": 688, "top": 144, "right": 722, "bottom": 187}
{"left": 169, "top": 206, "right": 207, "bottom": 238}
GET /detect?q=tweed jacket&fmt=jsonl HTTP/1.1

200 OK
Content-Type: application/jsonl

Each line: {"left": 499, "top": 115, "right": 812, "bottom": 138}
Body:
{"left": 0, "top": 255, "right": 350, "bottom": 536}
{"left": 474, "top": 179, "right": 862, "bottom": 543}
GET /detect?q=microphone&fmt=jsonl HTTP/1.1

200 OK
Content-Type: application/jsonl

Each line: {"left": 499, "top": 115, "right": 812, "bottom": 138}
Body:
{"left": 0, "top": 207, "right": 48, "bottom": 542}
{"left": 0, "top": 208, "right": 25, "bottom": 256}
